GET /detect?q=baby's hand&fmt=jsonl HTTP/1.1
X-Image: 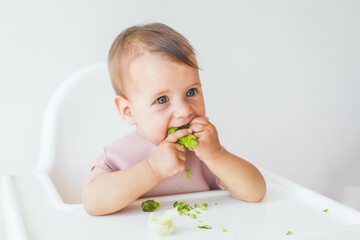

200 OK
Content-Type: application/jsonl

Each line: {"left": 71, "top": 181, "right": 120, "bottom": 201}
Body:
{"left": 148, "top": 128, "right": 192, "bottom": 180}
{"left": 188, "top": 117, "right": 223, "bottom": 164}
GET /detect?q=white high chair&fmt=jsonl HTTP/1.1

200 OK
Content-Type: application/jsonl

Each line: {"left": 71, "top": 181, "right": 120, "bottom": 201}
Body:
{"left": 2, "top": 63, "right": 360, "bottom": 240}
{"left": 35, "top": 62, "right": 134, "bottom": 204}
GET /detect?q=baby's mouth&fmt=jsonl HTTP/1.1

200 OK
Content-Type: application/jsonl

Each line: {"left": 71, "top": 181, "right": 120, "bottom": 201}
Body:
{"left": 166, "top": 123, "right": 191, "bottom": 137}
{"left": 170, "top": 124, "right": 189, "bottom": 129}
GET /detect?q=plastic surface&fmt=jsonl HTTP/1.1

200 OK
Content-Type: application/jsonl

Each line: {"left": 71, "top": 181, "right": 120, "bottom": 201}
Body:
{"left": 2, "top": 170, "right": 360, "bottom": 240}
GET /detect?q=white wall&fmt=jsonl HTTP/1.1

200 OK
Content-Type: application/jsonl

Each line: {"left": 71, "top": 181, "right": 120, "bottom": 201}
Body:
{"left": 1, "top": 0, "right": 359, "bottom": 237}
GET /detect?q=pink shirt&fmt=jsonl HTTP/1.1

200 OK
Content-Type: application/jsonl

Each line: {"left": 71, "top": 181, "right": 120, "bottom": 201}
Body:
{"left": 92, "top": 130, "right": 222, "bottom": 197}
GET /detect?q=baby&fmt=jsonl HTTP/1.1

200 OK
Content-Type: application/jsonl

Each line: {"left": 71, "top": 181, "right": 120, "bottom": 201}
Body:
{"left": 82, "top": 23, "right": 266, "bottom": 216}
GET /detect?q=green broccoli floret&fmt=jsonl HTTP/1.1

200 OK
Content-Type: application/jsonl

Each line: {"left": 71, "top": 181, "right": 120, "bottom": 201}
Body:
{"left": 142, "top": 200, "right": 160, "bottom": 212}
{"left": 166, "top": 126, "right": 198, "bottom": 149}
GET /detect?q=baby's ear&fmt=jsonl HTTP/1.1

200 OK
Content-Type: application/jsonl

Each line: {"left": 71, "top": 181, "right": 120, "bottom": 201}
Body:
{"left": 114, "top": 96, "right": 136, "bottom": 125}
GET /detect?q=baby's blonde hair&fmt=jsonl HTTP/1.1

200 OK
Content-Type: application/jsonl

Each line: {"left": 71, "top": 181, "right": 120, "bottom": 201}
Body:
{"left": 108, "top": 23, "right": 199, "bottom": 97}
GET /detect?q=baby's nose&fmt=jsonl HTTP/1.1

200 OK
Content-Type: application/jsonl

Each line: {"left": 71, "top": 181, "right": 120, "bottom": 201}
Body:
{"left": 173, "top": 101, "right": 193, "bottom": 119}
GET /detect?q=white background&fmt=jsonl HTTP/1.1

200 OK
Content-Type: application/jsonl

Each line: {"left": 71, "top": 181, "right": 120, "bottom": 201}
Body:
{"left": 1, "top": 0, "right": 359, "bottom": 238}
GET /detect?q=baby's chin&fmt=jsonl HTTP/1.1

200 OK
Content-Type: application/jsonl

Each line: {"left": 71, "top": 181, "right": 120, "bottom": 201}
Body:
{"left": 136, "top": 129, "right": 164, "bottom": 146}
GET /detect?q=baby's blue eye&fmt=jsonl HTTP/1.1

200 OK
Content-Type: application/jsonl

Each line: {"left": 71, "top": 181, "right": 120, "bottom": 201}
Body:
{"left": 186, "top": 88, "right": 197, "bottom": 97}
{"left": 156, "top": 96, "right": 169, "bottom": 104}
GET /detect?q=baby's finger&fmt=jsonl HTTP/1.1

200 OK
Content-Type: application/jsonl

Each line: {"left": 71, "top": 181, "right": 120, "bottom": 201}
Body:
{"left": 190, "top": 116, "right": 210, "bottom": 126}
{"left": 166, "top": 128, "right": 192, "bottom": 143}
{"left": 187, "top": 147, "right": 195, "bottom": 152}
{"left": 175, "top": 144, "right": 186, "bottom": 153}
{"left": 191, "top": 132, "right": 201, "bottom": 139}
{"left": 177, "top": 160, "right": 186, "bottom": 172}
{"left": 177, "top": 151, "right": 186, "bottom": 162}
{"left": 189, "top": 122, "right": 205, "bottom": 133}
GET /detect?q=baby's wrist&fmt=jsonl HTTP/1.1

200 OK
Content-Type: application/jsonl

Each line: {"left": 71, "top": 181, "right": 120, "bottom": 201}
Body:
{"left": 146, "top": 159, "right": 164, "bottom": 182}
{"left": 202, "top": 146, "right": 226, "bottom": 166}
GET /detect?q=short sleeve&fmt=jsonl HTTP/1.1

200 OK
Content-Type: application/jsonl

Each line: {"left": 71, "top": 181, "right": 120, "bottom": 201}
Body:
{"left": 91, "top": 151, "right": 114, "bottom": 172}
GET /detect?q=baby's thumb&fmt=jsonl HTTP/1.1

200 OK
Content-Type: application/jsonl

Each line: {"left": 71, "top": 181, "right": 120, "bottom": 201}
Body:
{"left": 165, "top": 128, "right": 192, "bottom": 143}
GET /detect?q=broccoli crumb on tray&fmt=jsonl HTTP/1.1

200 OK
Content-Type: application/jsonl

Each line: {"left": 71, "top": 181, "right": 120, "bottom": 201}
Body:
{"left": 198, "top": 225, "right": 212, "bottom": 229}
{"left": 146, "top": 200, "right": 222, "bottom": 236}
{"left": 167, "top": 126, "right": 198, "bottom": 149}
{"left": 194, "top": 203, "right": 208, "bottom": 211}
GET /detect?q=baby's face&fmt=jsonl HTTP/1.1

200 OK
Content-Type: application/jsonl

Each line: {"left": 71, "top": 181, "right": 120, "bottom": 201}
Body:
{"left": 126, "top": 52, "right": 205, "bottom": 145}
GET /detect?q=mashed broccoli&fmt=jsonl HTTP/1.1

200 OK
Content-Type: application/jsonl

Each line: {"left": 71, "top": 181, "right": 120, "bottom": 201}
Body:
{"left": 148, "top": 208, "right": 180, "bottom": 235}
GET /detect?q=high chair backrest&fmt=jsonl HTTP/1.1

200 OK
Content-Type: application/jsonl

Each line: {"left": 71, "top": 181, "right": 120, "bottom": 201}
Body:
{"left": 36, "top": 63, "right": 135, "bottom": 204}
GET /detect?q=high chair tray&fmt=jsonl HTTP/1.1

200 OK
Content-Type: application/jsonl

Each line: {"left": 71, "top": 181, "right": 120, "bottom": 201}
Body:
{"left": 2, "top": 170, "right": 360, "bottom": 240}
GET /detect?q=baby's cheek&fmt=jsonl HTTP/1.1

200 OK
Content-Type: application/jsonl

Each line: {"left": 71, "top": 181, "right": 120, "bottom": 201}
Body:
{"left": 196, "top": 105, "right": 206, "bottom": 117}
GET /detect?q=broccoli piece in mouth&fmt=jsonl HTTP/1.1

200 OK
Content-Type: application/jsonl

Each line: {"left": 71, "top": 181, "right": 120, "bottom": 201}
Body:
{"left": 167, "top": 126, "right": 198, "bottom": 149}
{"left": 141, "top": 200, "right": 160, "bottom": 212}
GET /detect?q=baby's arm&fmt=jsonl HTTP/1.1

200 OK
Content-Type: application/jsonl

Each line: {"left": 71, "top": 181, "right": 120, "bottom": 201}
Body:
{"left": 82, "top": 128, "right": 192, "bottom": 216}
{"left": 83, "top": 160, "right": 161, "bottom": 215}
{"left": 189, "top": 117, "right": 266, "bottom": 202}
